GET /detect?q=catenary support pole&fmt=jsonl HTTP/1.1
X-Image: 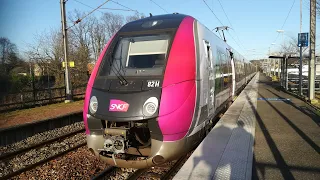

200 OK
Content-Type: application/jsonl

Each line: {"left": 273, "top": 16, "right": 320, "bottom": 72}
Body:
{"left": 299, "top": 47, "right": 303, "bottom": 95}
{"left": 299, "top": 0, "right": 303, "bottom": 95}
{"left": 308, "top": 0, "right": 316, "bottom": 101}
{"left": 273, "top": 59, "right": 276, "bottom": 76}
{"left": 278, "top": 59, "right": 280, "bottom": 79}
{"left": 285, "top": 55, "right": 288, "bottom": 90}
{"left": 60, "top": 0, "right": 72, "bottom": 102}
{"left": 281, "top": 58, "right": 284, "bottom": 87}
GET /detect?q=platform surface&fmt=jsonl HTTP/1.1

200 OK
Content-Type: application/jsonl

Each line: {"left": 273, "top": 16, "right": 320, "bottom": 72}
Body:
{"left": 174, "top": 73, "right": 259, "bottom": 180}
{"left": 174, "top": 72, "right": 320, "bottom": 180}
{"left": 253, "top": 74, "right": 320, "bottom": 180}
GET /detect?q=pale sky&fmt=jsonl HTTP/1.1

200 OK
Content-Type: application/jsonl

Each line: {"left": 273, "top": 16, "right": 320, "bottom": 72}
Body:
{"left": 0, "top": 0, "right": 319, "bottom": 60}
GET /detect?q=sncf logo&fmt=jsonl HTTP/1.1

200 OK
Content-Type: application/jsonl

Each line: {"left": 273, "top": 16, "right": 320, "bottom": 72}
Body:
{"left": 109, "top": 99, "right": 129, "bottom": 112}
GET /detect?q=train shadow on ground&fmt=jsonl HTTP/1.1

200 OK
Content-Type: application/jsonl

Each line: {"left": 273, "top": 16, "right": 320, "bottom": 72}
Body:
{"left": 189, "top": 124, "right": 253, "bottom": 180}
{"left": 182, "top": 79, "right": 257, "bottom": 179}
{"left": 265, "top": 88, "right": 320, "bottom": 127}
{"left": 188, "top": 97, "right": 254, "bottom": 180}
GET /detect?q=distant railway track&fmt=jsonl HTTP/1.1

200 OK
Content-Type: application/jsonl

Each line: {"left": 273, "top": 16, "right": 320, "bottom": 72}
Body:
{"left": 0, "top": 111, "right": 83, "bottom": 146}
{"left": 0, "top": 128, "right": 85, "bottom": 161}
{"left": 0, "top": 130, "right": 86, "bottom": 180}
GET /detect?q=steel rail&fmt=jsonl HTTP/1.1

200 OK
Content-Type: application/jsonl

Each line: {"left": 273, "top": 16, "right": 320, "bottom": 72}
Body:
{"left": 0, "top": 128, "right": 85, "bottom": 160}
{"left": 0, "top": 142, "right": 87, "bottom": 180}
{"left": 91, "top": 166, "right": 117, "bottom": 180}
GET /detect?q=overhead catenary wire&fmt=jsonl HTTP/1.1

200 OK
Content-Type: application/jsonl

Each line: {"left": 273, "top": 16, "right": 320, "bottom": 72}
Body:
{"left": 73, "top": 0, "right": 103, "bottom": 13}
{"left": 216, "top": 0, "right": 233, "bottom": 29}
{"left": 73, "top": 0, "right": 135, "bottom": 12}
{"left": 110, "top": 0, "right": 140, "bottom": 13}
{"left": 149, "top": 0, "right": 169, "bottom": 13}
{"left": 202, "top": 0, "right": 247, "bottom": 57}
{"left": 216, "top": 0, "right": 247, "bottom": 51}
{"left": 67, "top": 0, "right": 110, "bottom": 30}
{"left": 99, "top": 7, "right": 137, "bottom": 11}
{"left": 202, "top": 0, "right": 224, "bottom": 26}
{"left": 226, "top": 32, "right": 244, "bottom": 50}
{"left": 272, "top": 0, "right": 296, "bottom": 43}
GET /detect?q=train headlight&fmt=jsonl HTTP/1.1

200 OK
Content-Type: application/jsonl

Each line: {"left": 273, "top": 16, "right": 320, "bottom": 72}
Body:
{"left": 89, "top": 96, "right": 98, "bottom": 114}
{"left": 143, "top": 97, "right": 158, "bottom": 116}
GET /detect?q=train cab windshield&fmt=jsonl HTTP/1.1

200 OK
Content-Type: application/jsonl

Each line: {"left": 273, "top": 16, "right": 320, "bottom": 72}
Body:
{"left": 98, "top": 34, "right": 170, "bottom": 78}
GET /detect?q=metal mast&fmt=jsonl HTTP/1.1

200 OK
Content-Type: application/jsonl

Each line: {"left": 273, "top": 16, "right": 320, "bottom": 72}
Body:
{"left": 60, "top": 0, "right": 72, "bottom": 102}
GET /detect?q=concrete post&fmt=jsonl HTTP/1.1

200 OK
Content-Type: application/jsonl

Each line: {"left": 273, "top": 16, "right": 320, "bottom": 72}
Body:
{"left": 308, "top": 0, "right": 316, "bottom": 101}
{"left": 278, "top": 59, "right": 281, "bottom": 79}
{"left": 60, "top": 0, "right": 73, "bottom": 102}
{"left": 285, "top": 56, "right": 288, "bottom": 90}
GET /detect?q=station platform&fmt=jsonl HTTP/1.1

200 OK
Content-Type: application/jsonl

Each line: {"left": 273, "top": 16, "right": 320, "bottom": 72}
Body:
{"left": 253, "top": 74, "right": 320, "bottom": 179}
{"left": 174, "top": 72, "right": 320, "bottom": 180}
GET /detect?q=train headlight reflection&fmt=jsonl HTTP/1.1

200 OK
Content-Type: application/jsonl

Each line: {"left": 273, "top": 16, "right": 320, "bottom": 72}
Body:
{"left": 89, "top": 96, "right": 98, "bottom": 114}
{"left": 143, "top": 97, "right": 158, "bottom": 116}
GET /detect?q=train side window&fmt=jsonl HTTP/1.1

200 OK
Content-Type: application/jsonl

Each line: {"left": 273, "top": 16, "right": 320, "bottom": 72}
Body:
{"left": 221, "top": 53, "right": 230, "bottom": 90}
{"left": 215, "top": 51, "right": 222, "bottom": 94}
{"left": 227, "top": 53, "right": 232, "bottom": 87}
{"left": 241, "top": 60, "right": 245, "bottom": 79}
{"left": 237, "top": 57, "right": 240, "bottom": 81}
{"left": 236, "top": 57, "right": 240, "bottom": 82}
{"left": 234, "top": 59, "right": 238, "bottom": 82}
{"left": 203, "top": 40, "right": 212, "bottom": 67}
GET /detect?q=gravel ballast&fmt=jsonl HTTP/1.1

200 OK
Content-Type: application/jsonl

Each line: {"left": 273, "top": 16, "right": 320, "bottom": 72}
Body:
{"left": 0, "top": 122, "right": 84, "bottom": 156}
{"left": 0, "top": 127, "right": 86, "bottom": 178}
{"left": 15, "top": 147, "right": 109, "bottom": 179}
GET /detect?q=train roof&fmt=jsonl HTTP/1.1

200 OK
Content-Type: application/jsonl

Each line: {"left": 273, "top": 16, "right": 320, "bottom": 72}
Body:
{"left": 119, "top": 13, "right": 249, "bottom": 62}
{"left": 119, "top": 13, "right": 189, "bottom": 33}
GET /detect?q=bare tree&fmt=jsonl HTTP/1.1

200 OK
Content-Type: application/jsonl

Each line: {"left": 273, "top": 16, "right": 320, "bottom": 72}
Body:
{"left": 68, "top": 10, "right": 90, "bottom": 49}
{"left": 125, "top": 12, "right": 145, "bottom": 23}
{"left": 88, "top": 16, "right": 107, "bottom": 61}
{"left": 68, "top": 10, "right": 91, "bottom": 85}
{"left": 276, "top": 36, "right": 309, "bottom": 57}
{"left": 26, "top": 29, "right": 65, "bottom": 86}
{"left": 25, "top": 11, "right": 158, "bottom": 87}
{"left": 101, "top": 12, "right": 124, "bottom": 39}
{"left": 0, "top": 37, "right": 19, "bottom": 74}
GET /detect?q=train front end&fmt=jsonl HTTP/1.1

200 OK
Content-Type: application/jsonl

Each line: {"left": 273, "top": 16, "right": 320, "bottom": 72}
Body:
{"left": 83, "top": 14, "right": 197, "bottom": 168}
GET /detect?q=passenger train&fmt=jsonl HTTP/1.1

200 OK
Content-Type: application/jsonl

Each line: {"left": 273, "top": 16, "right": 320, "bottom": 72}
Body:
{"left": 83, "top": 14, "right": 256, "bottom": 169}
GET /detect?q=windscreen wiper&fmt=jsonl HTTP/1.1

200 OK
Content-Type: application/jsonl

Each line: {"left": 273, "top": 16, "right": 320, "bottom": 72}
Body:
{"left": 107, "top": 41, "right": 128, "bottom": 86}
{"left": 117, "top": 42, "right": 128, "bottom": 85}
{"left": 113, "top": 39, "right": 137, "bottom": 85}
{"left": 108, "top": 57, "right": 128, "bottom": 86}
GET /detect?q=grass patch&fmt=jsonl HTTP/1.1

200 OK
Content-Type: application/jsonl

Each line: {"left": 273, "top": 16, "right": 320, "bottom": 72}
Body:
{"left": 0, "top": 100, "right": 84, "bottom": 121}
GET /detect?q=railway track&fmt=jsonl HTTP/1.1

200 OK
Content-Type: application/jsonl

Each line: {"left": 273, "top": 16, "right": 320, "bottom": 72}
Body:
{"left": 0, "top": 129, "right": 86, "bottom": 180}
{"left": 0, "top": 128, "right": 85, "bottom": 161}
{"left": 91, "top": 166, "right": 117, "bottom": 180}
{"left": 91, "top": 153, "right": 191, "bottom": 180}
{"left": 127, "top": 154, "right": 190, "bottom": 180}
{"left": 0, "top": 111, "right": 83, "bottom": 146}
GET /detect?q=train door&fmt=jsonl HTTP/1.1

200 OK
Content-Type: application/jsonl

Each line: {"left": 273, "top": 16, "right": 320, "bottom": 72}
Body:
{"left": 203, "top": 40, "right": 214, "bottom": 114}
{"left": 227, "top": 49, "right": 236, "bottom": 97}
